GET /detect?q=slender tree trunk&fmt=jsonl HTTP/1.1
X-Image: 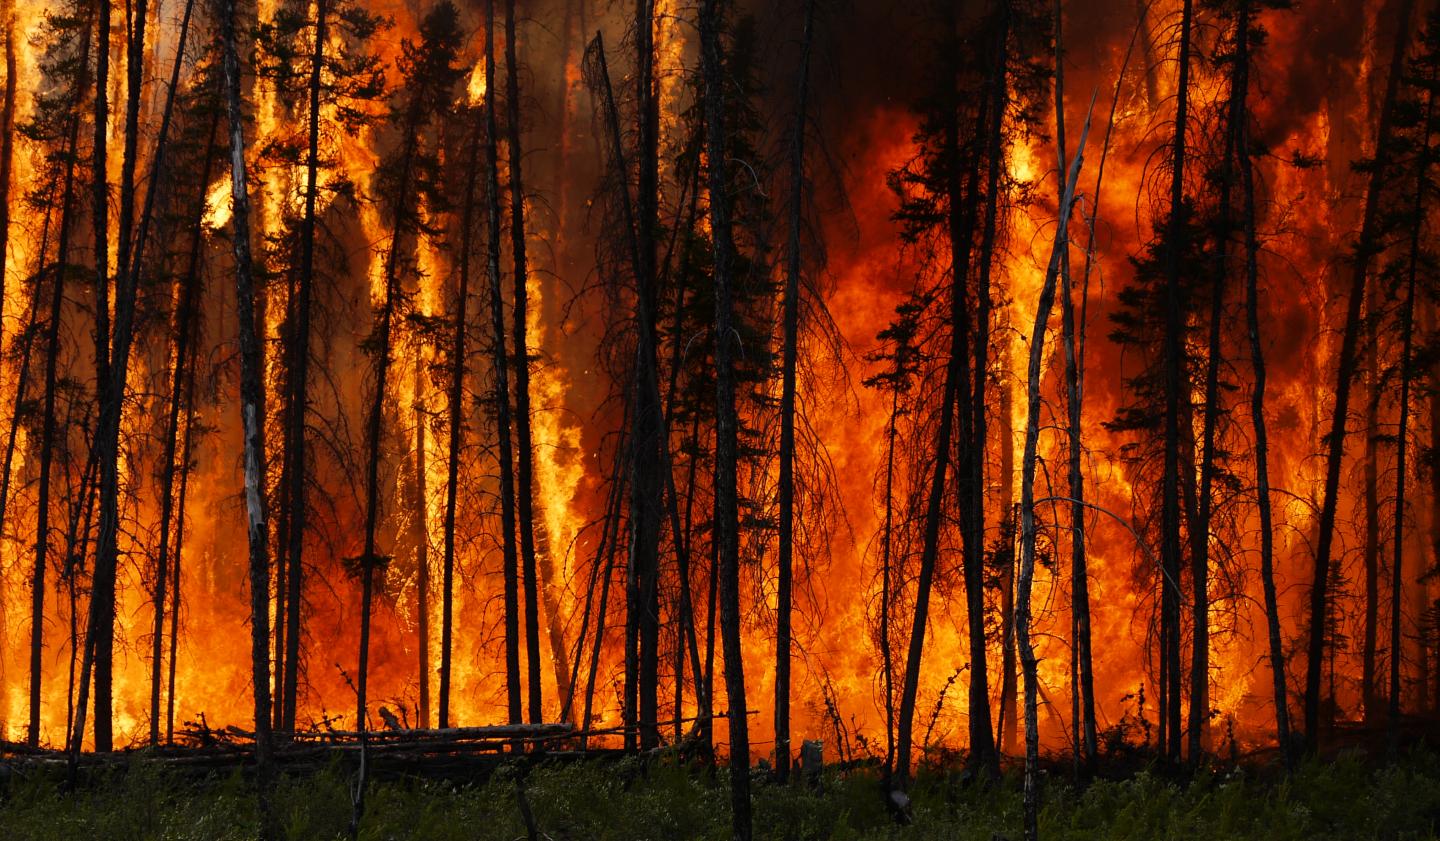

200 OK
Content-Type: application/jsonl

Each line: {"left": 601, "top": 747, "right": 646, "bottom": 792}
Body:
{"left": 503, "top": 0, "right": 544, "bottom": 724}
{"left": 998, "top": 346, "right": 1017, "bottom": 758}
{"left": 82, "top": 0, "right": 115, "bottom": 754}
{"left": 485, "top": 0, "right": 523, "bottom": 729}
{"left": 1233, "top": 0, "right": 1290, "bottom": 766}
{"left": 221, "top": 0, "right": 276, "bottom": 829}
{"left": 894, "top": 4, "right": 989, "bottom": 786}
{"left": 440, "top": 112, "right": 481, "bottom": 730}
{"left": 1305, "top": 0, "right": 1415, "bottom": 744}
{"left": 1364, "top": 325, "right": 1381, "bottom": 722}
{"left": 1189, "top": 0, "right": 1254, "bottom": 758}
{"left": 1158, "top": 0, "right": 1194, "bottom": 763}
{"left": 1056, "top": 0, "right": 1098, "bottom": 764}
{"left": 961, "top": 2, "right": 1008, "bottom": 776}
{"left": 879, "top": 384, "right": 900, "bottom": 779}
{"left": 628, "top": 0, "right": 664, "bottom": 752}
{"left": 1019, "top": 110, "right": 1089, "bottom": 841}
{"left": 700, "top": 0, "right": 751, "bottom": 835}
{"left": 167, "top": 337, "right": 199, "bottom": 745}
{"left": 147, "top": 0, "right": 203, "bottom": 745}
{"left": 775, "top": 0, "right": 815, "bottom": 782}
{"left": 413, "top": 360, "right": 431, "bottom": 728}
{"left": 280, "top": 0, "right": 329, "bottom": 735}
{"left": 25, "top": 30, "right": 90, "bottom": 747}
{"left": 1388, "top": 75, "right": 1432, "bottom": 754}
{"left": 0, "top": 1, "right": 16, "bottom": 339}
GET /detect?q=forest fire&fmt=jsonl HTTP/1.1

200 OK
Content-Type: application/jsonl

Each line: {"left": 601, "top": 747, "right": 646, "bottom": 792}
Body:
{"left": 0, "top": 0, "right": 1438, "bottom": 836}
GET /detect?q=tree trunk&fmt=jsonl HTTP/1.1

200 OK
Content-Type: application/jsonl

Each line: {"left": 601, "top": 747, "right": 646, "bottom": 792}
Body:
{"left": 1019, "top": 109, "right": 1090, "bottom": 841}
{"left": 1233, "top": 0, "right": 1291, "bottom": 766}
{"left": 279, "top": 0, "right": 329, "bottom": 735}
{"left": 0, "top": 1, "right": 16, "bottom": 339}
{"left": 221, "top": 0, "right": 276, "bottom": 829}
{"left": 775, "top": 0, "right": 815, "bottom": 782}
{"left": 167, "top": 336, "right": 200, "bottom": 745}
{"left": 504, "top": 0, "right": 544, "bottom": 724}
{"left": 440, "top": 109, "right": 481, "bottom": 730}
{"left": 82, "top": 0, "right": 115, "bottom": 755}
{"left": 1305, "top": 0, "right": 1415, "bottom": 744}
{"left": 1387, "top": 70, "right": 1432, "bottom": 753}
{"left": 700, "top": 0, "right": 751, "bottom": 835}
{"left": 894, "top": 3, "right": 990, "bottom": 787}
{"left": 147, "top": 0, "right": 202, "bottom": 745}
{"left": 485, "top": 0, "right": 524, "bottom": 730}
{"left": 25, "top": 28, "right": 90, "bottom": 747}
{"left": 961, "top": 1, "right": 1008, "bottom": 777}
{"left": 412, "top": 359, "right": 431, "bottom": 728}
{"left": 1158, "top": 0, "right": 1194, "bottom": 763}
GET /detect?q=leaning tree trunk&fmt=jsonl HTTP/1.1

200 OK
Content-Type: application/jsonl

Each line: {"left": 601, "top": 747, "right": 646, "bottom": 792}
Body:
{"left": 894, "top": 3, "right": 989, "bottom": 787}
{"left": 1018, "top": 106, "right": 1090, "bottom": 841}
{"left": 1305, "top": 0, "right": 1415, "bottom": 744}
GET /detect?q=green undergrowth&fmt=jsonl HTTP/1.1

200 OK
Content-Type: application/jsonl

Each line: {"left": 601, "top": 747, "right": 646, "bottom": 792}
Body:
{"left": 2, "top": 749, "right": 1439, "bottom": 840}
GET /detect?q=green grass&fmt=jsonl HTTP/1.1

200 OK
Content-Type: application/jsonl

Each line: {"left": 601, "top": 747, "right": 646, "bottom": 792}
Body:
{"left": 2, "top": 750, "right": 1438, "bottom": 840}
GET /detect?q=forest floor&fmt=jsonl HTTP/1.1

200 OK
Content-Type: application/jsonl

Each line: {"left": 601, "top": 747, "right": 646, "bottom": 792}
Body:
{"left": 2, "top": 747, "right": 1439, "bottom": 840}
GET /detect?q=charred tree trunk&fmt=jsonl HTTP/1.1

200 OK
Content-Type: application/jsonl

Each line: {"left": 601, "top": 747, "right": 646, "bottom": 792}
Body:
{"left": 775, "top": 0, "right": 815, "bottom": 782}
{"left": 167, "top": 337, "right": 199, "bottom": 745}
{"left": 1158, "top": 0, "right": 1194, "bottom": 764}
{"left": 81, "top": 0, "right": 115, "bottom": 754}
{"left": 700, "top": 0, "right": 751, "bottom": 836}
{"left": 1233, "top": 0, "right": 1291, "bottom": 766}
{"left": 625, "top": 0, "right": 664, "bottom": 753}
{"left": 1364, "top": 326, "right": 1381, "bottom": 722}
{"left": 0, "top": 2, "right": 16, "bottom": 336}
{"left": 147, "top": 0, "right": 203, "bottom": 746}
{"left": 25, "top": 25, "right": 90, "bottom": 748}
{"left": 504, "top": 0, "right": 544, "bottom": 724}
{"left": 279, "top": 0, "right": 329, "bottom": 735}
{"left": 960, "top": 3, "right": 1008, "bottom": 777}
{"left": 1018, "top": 109, "right": 1089, "bottom": 841}
{"left": 485, "top": 0, "right": 524, "bottom": 729}
{"left": 221, "top": 0, "right": 276, "bottom": 829}
{"left": 412, "top": 359, "right": 431, "bottom": 728}
{"left": 1056, "top": 0, "right": 1099, "bottom": 767}
{"left": 1388, "top": 70, "right": 1433, "bottom": 753}
{"left": 894, "top": 3, "right": 989, "bottom": 787}
{"left": 1305, "top": 0, "right": 1415, "bottom": 745}
{"left": 440, "top": 111, "right": 482, "bottom": 730}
